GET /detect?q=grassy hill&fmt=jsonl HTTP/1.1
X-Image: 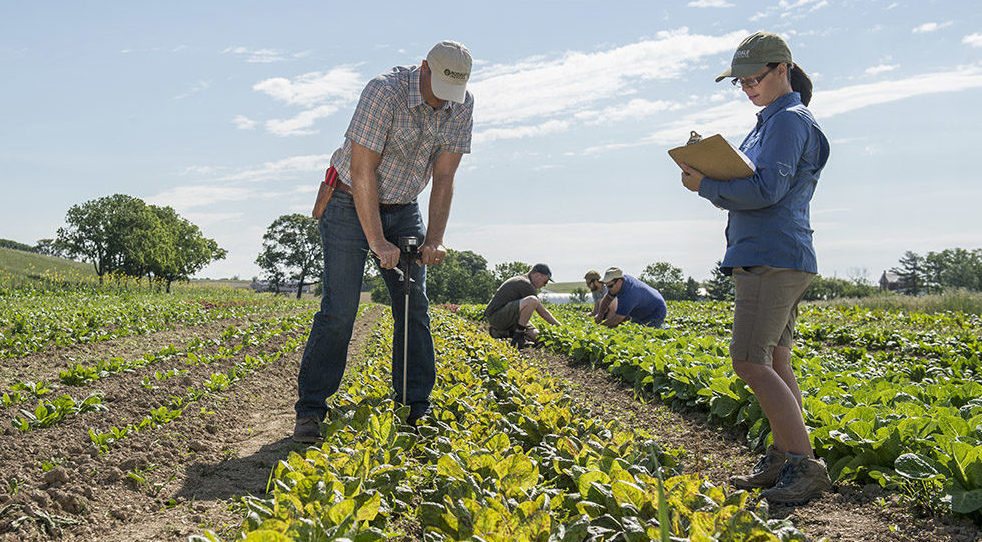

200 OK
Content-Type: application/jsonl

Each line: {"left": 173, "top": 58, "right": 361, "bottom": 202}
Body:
{"left": 0, "top": 246, "right": 95, "bottom": 283}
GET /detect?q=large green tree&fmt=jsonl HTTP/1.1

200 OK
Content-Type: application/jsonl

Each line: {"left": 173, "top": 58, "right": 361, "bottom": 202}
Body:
{"left": 55, "top": 194, "right": 225, "bottom": 288}
{"left": 57, "top": 194, "right": 160, "bottom": 282}
{"left": 256, "top": 214, "right": 323, "bottom": 299}
{"left": 149, "top": 206, "right": 227, "bottom": 293}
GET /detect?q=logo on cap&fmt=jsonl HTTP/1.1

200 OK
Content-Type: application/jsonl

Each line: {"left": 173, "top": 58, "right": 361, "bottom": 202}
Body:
{"left": 443, "top": 68, "right": 469, "bottom": 80}
{"left": 734, "top": 49, "right": 751, "bottom": 59}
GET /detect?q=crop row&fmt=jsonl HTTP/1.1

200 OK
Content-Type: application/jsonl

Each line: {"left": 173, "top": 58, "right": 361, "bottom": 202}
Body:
{"left": 0, "top": 289, "right": 314, "bottom": 358}
{"left": 5, "top": 310, "right": 313, "bottom": 439}
{"left": 195, "top": 308, "right": 807, "bottom": 541}
{"left": 529, "top": 304, "right": 982, "bottom": 519}
{"left": 85, "top": 311, "right": 313, "bottom": 453}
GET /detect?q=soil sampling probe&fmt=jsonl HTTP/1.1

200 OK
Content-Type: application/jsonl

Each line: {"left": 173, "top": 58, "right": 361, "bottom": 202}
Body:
{"left": 396, "top": 236, "right": 419, "bottom": 409}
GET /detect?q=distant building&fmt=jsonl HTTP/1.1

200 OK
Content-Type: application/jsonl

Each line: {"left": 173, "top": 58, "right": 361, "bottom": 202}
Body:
{"left": 878, "top": 271, "right": 909, "bottom": 292}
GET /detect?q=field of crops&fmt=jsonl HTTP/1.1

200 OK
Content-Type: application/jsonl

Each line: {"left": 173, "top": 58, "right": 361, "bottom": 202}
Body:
{"left": 491, "top": 302, "right": 982, "bottom": 521}
{"left": 2, "top": 286, "right": 982, "bottom": 541}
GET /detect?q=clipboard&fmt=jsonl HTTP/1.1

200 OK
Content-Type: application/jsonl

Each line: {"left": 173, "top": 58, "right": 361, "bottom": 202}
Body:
{"left": 668, "top": 133, "right": 755, "bottom": 180}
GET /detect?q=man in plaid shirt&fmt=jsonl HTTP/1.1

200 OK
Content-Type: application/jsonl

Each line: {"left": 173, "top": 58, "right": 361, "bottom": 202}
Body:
{"left": 294, "top": 41, "right": 474, "bottom": 443}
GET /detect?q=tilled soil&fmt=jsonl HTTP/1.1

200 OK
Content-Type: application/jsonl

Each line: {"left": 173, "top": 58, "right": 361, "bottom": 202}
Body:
{"left": 0, "top": 305, "right": 381, "bottom": 542}
{"left": 527, "top": 348, "right": 982, "bottom": 542}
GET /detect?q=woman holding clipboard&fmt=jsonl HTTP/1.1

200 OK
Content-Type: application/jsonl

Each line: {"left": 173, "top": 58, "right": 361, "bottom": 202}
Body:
{"left": 680, "top": 32, "right": 831, "bottom": 505}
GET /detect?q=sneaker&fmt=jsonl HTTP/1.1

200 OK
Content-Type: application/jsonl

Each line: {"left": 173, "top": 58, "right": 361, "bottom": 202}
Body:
{"left": 292, "top": 415, "right": 322, "bottom": 443}
{"left": 730, "top": 445, "right": 787, "bottom": 489}
{"left": 760, "top": 454, "right": 831, "bottom": 505}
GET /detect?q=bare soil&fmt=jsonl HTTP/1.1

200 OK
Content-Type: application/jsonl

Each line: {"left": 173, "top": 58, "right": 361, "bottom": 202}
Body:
{"left": 526, "top": 348, "right": 982, "bottom": 542}
{"left": 0, "top": 305, "right": 381, "bottom": 542}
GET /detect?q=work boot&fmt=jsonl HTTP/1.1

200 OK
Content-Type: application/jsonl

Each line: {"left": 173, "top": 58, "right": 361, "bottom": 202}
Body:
{"left": 730, "top": 445, "right": 787, "bottom": 489}
{"left": 292, "top": 415, "right": 321, "bottom": 444}
{"left": 510, "top": 325, "right": 528, "bottom": 349}
{"left": 760, "top": 453, "right": 831, "bottom": 505}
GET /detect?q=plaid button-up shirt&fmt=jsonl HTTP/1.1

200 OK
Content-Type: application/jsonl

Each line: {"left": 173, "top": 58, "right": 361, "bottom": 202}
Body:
{"left": 330, "top": 66, "right": 474, "bottom": 204}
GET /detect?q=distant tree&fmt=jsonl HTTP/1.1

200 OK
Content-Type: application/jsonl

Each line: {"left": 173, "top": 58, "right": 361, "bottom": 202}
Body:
{"left": 570, "top": 287, "right": 588, "bottom": 303}
{"left": 0, "top": 239, "right": 37, "bottom": 253}
{"left": 56, "top": 194, "right": 160, "bottom": 283}
{"left": 685, "top": 277, "right": 700, "bottom": 300}
{"left": 256, "top": 214, "right": 322, "bottom": 299}
{"left": 148, "top": 206, "right": 227, "bottom": 293}
{"left": 492, "top": 261, "right": 530, "bottom": 284}
{"left": 34, "top": 239, "right": 67, "bottom": 258}
{"left": 640, "top": 261, "right": 688, "bottom": 300}
{"left": 426, "top": 249, "right": 496, "bottom": 304}
{"left": 705, "top": 261, "right": 734, "bottom": 301}
{"left": 891, "top": 250, "right": 925, "bottom": 295}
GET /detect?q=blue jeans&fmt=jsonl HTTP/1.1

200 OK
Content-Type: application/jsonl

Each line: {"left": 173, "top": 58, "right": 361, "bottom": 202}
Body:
{"left": 295, "top": 191, "right": 435, "bottom": 420}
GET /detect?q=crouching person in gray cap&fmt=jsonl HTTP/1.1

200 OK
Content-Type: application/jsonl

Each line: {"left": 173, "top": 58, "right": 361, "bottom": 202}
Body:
{"left": 484, "top": 263, "right": 561, "bottom": 348}
{"left": 294, "top": 40, "right": 475, "bottom": 443}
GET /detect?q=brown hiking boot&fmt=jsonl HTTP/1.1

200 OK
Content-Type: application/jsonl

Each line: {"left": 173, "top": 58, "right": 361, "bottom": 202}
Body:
{"left": 292, "top": 415, "right": 321, "bottom": 443}
{"left": 760, "top": 454, "right": 831, "bottom": 505}
{"left": 730, "top": 445, "right": 787, "bottom": 489}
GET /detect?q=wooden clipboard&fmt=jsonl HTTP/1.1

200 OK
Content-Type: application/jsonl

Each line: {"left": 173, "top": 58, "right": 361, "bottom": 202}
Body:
{"left": 668, "top": 133, "right": 755, "bottom": 181}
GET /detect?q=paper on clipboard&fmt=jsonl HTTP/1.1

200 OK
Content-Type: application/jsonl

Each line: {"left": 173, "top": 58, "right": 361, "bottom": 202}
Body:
{"left": 668, "top": 133, "right": 755, "bottom": 181}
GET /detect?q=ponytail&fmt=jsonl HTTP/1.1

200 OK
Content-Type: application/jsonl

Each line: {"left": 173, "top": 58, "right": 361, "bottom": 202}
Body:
{"left": 767, "top": 62, "right": 813, "bottom": 106}
{"left": 789, "top": 63, "right": 812, "bottom": 106}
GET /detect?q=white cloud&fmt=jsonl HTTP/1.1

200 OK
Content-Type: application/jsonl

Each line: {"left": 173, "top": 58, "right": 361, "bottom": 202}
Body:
{"left": 575, "top": 98, "right": 681, "bottom": 125}
{"left": 252, "top": 65, "right": 365, "bottom": 136}
{"left": 687, "top": 0, "right": 733, "bottom": 7}
{"left": 473, "top": 120, "right": 570, "bottom": 145}
{"left": 253, "top": 66, "right": 364, "bottom": 107}
{"left": 912, "top": 21, "right": 953, "bottom": 33}
{"left": 223, "top": 46, "right": 288, "bottom": 63}
{"left": 173, "top": 80, "right": 210, "bottom": 100}
{"left": 468, "top": 28, "right": 746, "bottom": 128}
{"left": 147, "top": 185, "right": 258, "bottom": 209}
{"left": 182, "top": 212, "right": 244, "bottom": 226}
{"left": 864, "top": 64, "right": 899, "bottom": 75}
{"left": 232, "top": 115, "right": 257, "bottom": 130}
{"left": 214, "top": 154, "right": 333, "bottom": 183}
{"left": 752, "top": 0, "right": 827, "bottom": 21}
{"left": 265, "top": 104, "right": 342, "bottom": 137}
{"left": 964, "top": 33, "right": 982, "bottom": 48}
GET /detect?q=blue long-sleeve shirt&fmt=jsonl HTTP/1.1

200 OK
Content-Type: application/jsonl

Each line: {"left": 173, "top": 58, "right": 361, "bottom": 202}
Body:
{"left": 698, "top": 92, "right": 829, "bottom": 274}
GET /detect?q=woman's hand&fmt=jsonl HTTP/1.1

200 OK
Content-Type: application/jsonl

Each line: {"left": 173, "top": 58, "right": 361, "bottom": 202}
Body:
{"left": 680, "top": 163, "right": 704, "bottom": 192}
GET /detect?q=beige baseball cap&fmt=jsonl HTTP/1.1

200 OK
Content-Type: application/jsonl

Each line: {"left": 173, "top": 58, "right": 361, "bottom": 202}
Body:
{"left": 601, "top": 267, "right": 624, "bottom": 283}
{"left": 426, "top": 40, "right": 472, "bottom": 103}
{"left": 715, "top": 32, "right": 792, "bottom": 83}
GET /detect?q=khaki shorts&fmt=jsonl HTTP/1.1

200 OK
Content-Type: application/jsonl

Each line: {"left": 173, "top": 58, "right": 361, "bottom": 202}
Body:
{"left": 487, "top": 299, "right": 521, "bottom": 338}
{"left": 730, "top": 265, "right": 814, "bottom": 366}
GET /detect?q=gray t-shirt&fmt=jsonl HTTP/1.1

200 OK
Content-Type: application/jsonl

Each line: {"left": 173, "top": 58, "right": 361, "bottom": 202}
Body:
{"left": 484, "top": 275, "right": 536, "bottom": 318}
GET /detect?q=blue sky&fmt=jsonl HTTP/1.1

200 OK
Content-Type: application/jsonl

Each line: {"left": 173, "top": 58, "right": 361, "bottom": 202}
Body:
{"left": 2, "top": 1, "right": 981, "bottom": 284}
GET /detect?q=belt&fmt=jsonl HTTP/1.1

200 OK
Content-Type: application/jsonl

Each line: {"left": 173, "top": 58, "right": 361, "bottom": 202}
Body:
{"left": 335, "top": 183, "right": 410, "bottom": 211}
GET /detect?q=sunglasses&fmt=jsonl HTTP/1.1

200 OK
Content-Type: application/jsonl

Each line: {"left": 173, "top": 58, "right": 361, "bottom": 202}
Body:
{"left": 731, "top": 65, "right": 776, "bottom": 88}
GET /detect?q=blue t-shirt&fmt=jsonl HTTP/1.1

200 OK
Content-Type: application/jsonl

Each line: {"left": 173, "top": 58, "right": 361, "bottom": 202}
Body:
{"left": 614, "top": 275, "right": 667, "bottom": 327}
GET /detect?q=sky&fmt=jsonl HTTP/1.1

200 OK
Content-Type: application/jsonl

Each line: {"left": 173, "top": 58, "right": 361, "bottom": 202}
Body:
{"left": 2, "top": 0, "right": 981, "bottom": 284}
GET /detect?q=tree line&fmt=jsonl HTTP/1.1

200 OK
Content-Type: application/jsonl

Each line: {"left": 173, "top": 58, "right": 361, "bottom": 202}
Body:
{"left": 50, "top": 194, "right": 226, "bottom": 292}
{"left": 890, "top": 248, "right": 982, "bottom": 295}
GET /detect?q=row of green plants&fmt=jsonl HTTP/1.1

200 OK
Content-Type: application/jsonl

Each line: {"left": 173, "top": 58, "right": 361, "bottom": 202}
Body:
{"left": 196, "top": 308, "right": 807, "bottom": 541}
{"left": 87, "top": 322, "right": 309, "bottom": 454}
{"left": 0, "top": 288, "right": 314, "bottom": 359}
{"left": 1, "top": 311, "right": 315, "bottom": 428}
{"left": 520, "top": 303, "right": 982, "bottom": 520}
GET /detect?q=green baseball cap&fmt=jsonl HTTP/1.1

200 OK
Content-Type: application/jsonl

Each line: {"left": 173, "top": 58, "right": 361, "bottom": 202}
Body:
{"left": 715, "top": 32, "right": 792, "bottom": 83}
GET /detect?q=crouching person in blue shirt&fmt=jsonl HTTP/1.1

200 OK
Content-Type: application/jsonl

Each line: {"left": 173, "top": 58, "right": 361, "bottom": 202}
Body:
{"left": 594, "top": 267, "right": 667, "bottom": 328}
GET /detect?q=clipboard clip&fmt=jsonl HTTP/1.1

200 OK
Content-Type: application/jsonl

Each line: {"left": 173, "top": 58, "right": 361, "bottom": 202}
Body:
{"left": 686, "top": 131, "right": 702, "bottom": 145}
